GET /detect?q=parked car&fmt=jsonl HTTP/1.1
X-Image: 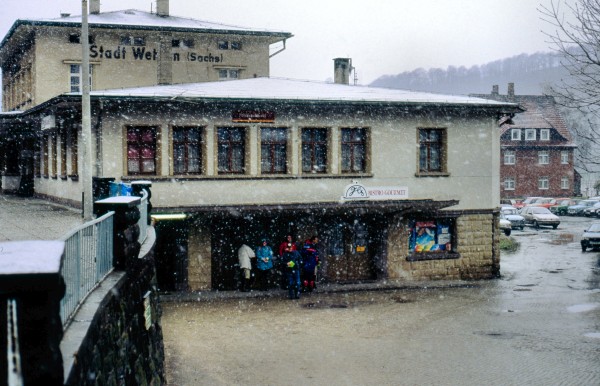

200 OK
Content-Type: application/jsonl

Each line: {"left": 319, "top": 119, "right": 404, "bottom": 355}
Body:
{"left": 567, "top": 199, "right": 600, "bottom": 216}
{"left": 500, "top": 207, "right": 525, "bottom": 230}
{"left": 583, "top": 202, "right": 600, "bottom": 217}
{"left": 581, "top": 222, "right": 600, "bottom": 252}
{"left": 529, "top": 197, "right": 555, "bottom": 208}
{"left": 520, "top": 206, "right": 560, "bottom": 229}
{"left": 520, "top": 197, "right": 543, "bottom": 208}
{"left": 500, "top": 199, "right": 521, "bottom": 208}
{"left": 549, "top": 198, "right": 579, "bottom": 216}
{"left": 499, "top": 214, "right": 512, "bottom": 236}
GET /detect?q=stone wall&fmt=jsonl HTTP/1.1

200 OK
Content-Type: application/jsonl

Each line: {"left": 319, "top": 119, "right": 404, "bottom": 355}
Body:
{"left": 387, "top": 212, "right": 499, "bottom": 281}
{"left": 187, "top": 218, "right": 212, "bottom": 291}
{"left": 64, "top": 255, "right": 165, "bottom": 386}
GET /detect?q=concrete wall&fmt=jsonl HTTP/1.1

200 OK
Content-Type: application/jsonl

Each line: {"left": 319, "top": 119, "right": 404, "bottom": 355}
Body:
{"left": 187, "top": 217, "right": 212, "bottom": 291}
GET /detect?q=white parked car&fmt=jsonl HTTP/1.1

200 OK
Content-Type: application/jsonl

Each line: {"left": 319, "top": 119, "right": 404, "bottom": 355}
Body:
{"left": 499, "top": 214, "right": 512, "bottom": 236}
{"left": 520, "top": 206, "right": 560, "bottom": 229}
{"left": 500, "top": 207, "right": 525, "bottom": 230}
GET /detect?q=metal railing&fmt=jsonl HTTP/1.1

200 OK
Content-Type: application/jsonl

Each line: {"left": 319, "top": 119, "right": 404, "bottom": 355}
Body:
{"left": 137, "top": 189, "right": 149, "bottom": 244}
{"left": 59, "top": 211, "right": 114, "bottom": 327}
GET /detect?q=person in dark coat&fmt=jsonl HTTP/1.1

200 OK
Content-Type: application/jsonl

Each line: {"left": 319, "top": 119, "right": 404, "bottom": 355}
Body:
{"left": 301, "top": 236, "right": 319, "bottom": 292}
{"left": 281, "top": 238, "right": 302, "bottom": 299}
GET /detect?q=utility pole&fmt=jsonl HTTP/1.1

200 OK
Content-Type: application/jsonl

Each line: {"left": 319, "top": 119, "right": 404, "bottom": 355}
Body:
{"left": 81, "top": 0, "right": 93, "bottom": 220}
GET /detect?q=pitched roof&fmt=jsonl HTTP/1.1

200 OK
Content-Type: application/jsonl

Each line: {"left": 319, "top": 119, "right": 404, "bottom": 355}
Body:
{"left": 0, "top": 9, "right": 292, "bottom": 56}
{"left": 87, "top": 77, "right": 521, "bottom": 109}
{"left": 472, "top": 93, "right": 573, "bottom": 142}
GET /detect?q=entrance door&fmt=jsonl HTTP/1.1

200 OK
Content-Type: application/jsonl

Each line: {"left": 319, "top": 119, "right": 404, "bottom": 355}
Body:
{"left": 155, "top": 220, "right": 189, "bottom": 291}
{"left": 325, "top": 219, "right": 374, "bottom": 282}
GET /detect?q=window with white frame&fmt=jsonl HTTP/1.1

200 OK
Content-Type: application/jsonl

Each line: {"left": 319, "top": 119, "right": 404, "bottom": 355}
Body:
{"left": 525, "top": 129, "right": 536, "bottom": 140}
{"left": 538, "top": 150, "right": 549, "bottom": 164}
{"left": 561, "top": 150, "right": 569, "bottom": 164}
{"left": 70, "top": 64, "right": 93, "bottom": 93}
{"left": 561, "top": 176, "right": 569, "bottom": 189}
{"left": 538, "top": 177, "right": 549, "bottom": 190}
{"left": 540, "top": 129, "right": 550, "bottom": 140}
{"left": 511, "top": 129, "right": 521, "bottom": 140}
{"left": 504, "top": 177, "right": 515, "bottom": 190}
{"left": 218, "top": 69, "right": 239, "bottom": 80}
{"left": 503, "top": 150, "right": 515, "bottom": 165}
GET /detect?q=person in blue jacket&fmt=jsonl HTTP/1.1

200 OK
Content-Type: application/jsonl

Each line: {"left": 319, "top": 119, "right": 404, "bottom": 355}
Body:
{"left": 282, "top": 240, "right": 302, "bottom": 299}
{"left": 255, "top": 239, "right": 274, "bottom": 291}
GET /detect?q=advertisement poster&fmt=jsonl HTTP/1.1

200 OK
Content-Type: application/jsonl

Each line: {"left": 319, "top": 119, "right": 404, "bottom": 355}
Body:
{"left": 409, "top": 221, "right": 451, "bottom": 252}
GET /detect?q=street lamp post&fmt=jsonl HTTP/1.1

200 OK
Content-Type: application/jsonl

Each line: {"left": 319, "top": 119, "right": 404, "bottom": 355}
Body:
{"left": 81, "top": 0, "right": 93, "bottom": 220}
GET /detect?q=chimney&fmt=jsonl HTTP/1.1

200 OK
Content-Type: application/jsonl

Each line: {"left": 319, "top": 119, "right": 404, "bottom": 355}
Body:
{"left": 90, "top": 0, "right": 100, "bottom": 14}
{"left": 157, "top": 0, "right": 169, "bottom": 17}
{"left": 491, "top": 85, "right": 499, "bottom": 96}
{"left": 507, "top": 82, "right": 515, "bottom": 99}
{"left": 334, "top": 58, "right": 352, "bottom": 85}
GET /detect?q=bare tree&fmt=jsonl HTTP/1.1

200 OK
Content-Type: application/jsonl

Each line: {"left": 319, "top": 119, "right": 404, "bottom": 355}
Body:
{"left": 540, "top": 0, "right": 600, "bottom": 171}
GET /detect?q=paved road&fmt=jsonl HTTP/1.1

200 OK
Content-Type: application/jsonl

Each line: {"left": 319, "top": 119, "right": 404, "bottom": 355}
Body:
{"left": 0, "top": 194, "right": 83, "bottom": 241}
{"left": 161, "top": 215, "right": 600, "bottom": 386}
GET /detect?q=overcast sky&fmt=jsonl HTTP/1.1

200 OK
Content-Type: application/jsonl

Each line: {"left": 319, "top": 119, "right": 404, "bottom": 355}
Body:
{"left": 0, "top": 0, "right": 567, "bottom": 85}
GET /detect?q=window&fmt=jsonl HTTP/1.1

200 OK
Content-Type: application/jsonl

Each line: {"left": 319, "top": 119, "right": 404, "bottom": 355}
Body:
{"left": 538, "top": 150, "right": 549, "bottom": 165}
{"left": 540, "top": 129, "right": 550, "bottom": 140}
{"left": 217, "top": 127, "right": 245, "bottom": 174}
{"left": 341, "top": 128, "right": 367, "bottom": 173}
{"left": 561, "top": 151, "right": 569, "bottom": 164}
{"left": 70, "top": 126, "right": 78, "bottom": 176}
{"left": 60, "top": 129, "right": 67, "bottom": 177}
{"left": 408, "top": 220, "right": 455, "bottom": 255}
{"left": 503, "top": 150, "right": 515, "bottom": 165}
{"left": 538, "top": 177, "right": 549, "bottom": 190}
{"left": 418, "top": 128, "right": 445, "bottom": 174}
{"left": 127, "top": 127, "right": 157, "bottom": 175}
{"left": 218, "top": 40, "right": 242, "bottom": 50}
{"left": 172, "top": 39, "right": 194, "bottom": 48}
{"left": 504, "top": 177, "right": 515, "bottom": 190}
{"left": 261, "top": 128, "right": 288, "bottom": 174}
{"left": 302, "top": 128, "right": 328, "bottom": 173}
{"left": 51, "top": 133, "right": 57, "bottom": 178}
{"left": 525, "top": 129, "right": 536, "bottom": 140}
{"left": 69, "top": 34, "right": 94, "bottom": 44}
{"left": 43, "top": 133, "right": 49, "bottom": 176}
{"left": 70, "top": 64, "right": 92, "bottom": 93}
{"left": 561, "top": 176, "right": 570, "bottom": 189}
{"left": 120, "top": 36, "right": 145, "bottom": 46}
{"left": 218, "top": 69, "right": 239, "bottom": 80}
{"left": 173, "top": 126, "right": 203, "bottom": 174}
{"left": 511, "top": 129, "right": 521, "bottom": 140}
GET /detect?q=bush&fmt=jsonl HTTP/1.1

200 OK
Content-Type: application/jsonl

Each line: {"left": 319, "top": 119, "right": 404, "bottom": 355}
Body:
{"left": 499, "top": 235, "right": 519, "bottom": 252}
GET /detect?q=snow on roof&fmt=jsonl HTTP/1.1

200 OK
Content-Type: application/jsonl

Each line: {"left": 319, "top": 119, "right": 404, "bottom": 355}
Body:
{"left": 89, "top": 77, "right": 519, "bottom": 107}
{"left": 28, "top": 9, "right": 291, "bottom": 36}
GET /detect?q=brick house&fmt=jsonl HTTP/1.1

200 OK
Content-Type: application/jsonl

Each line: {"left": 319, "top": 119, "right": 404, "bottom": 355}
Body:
{"left": 473, "top": 84, "right": 578, "bottom": 199}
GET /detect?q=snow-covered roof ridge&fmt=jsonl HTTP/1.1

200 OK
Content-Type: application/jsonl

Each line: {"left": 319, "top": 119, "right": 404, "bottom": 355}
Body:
{"left": 88, "top": 77, "right": 520, "bottom": 108}
{"left": 27, "top": 9, "right": 292, "bottom": 35}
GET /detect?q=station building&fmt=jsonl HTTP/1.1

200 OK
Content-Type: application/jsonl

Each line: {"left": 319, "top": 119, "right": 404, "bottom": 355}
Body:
{"left": 0, "top": 1, "right": 521, "bottom": 290}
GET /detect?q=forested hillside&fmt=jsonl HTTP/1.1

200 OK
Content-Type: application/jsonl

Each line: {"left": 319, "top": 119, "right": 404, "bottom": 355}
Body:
{"left": 369, "top": 52, "right": 567, "bottom": 96}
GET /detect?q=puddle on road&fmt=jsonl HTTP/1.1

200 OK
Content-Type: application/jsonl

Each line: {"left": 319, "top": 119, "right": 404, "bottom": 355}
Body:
{"left": 584, "top": 332, "right": 600, "bottom": 339}
{"left": 548, "top": 232, "right": 576, "bottom": 245}
{"left": 566, "top": 303, "right": 600, "bottom": 313}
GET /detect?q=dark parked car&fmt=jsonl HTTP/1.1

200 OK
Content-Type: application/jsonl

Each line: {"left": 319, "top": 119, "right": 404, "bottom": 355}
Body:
{"left": 581, "top": 222, "right": 600, "bottom": 252}
{"left": 550, "top": 199, "right": 579, "bottom": 216}
{"left": 568, "top": 199, "right": 599, "bottom": 216}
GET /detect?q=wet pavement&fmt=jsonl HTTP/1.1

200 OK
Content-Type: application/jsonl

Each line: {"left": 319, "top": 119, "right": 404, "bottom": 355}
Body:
{"left": 0, "top": 194, "right": 83, "bottom": 241}
{"left": 161, "top": 215, "right": 600, "bottom": 386}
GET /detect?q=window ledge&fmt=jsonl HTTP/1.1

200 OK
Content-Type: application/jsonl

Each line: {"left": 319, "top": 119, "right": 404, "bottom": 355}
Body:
{"left": 415, "top": 172, "right": 450, "bottom": 178}
{"left": 60, "top": 174, "right": 68, "bottom": 180}
{"left": 406, "top": 252, "right": 460, "bottom": 262}
{"left": 69, "top": 174, "right": 79, "bottom": 181}
{"left": 121, "top": 173, "right": 374, "bottom": 182}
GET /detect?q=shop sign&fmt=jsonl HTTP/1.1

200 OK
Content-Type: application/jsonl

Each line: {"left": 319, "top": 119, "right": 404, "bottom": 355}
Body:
{"left": 342, "top": 182, "right": 408, "bottom": 200}
{"left": 232, "top": 110, "right": 275, "bottom": 123}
